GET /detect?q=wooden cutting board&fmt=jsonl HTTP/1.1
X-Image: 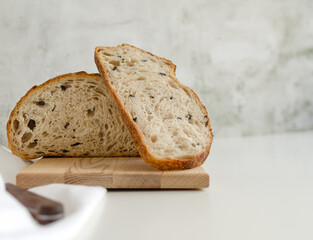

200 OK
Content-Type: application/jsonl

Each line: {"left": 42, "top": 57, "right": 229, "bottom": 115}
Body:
{"left": 16, "top": 157, "right": 209, "bottom": 189}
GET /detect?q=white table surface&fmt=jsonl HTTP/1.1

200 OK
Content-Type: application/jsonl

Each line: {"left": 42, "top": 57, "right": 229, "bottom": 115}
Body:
{"left": 75, "top": 131, "right": 313, "bottom": 240}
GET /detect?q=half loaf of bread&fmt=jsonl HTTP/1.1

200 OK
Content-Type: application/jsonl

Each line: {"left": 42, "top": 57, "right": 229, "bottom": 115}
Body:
{"left": 7, "top": 72, "right": 138, "bottom": 159}
{"left": 95, "top": 44, "right": 213, "bottom": 170}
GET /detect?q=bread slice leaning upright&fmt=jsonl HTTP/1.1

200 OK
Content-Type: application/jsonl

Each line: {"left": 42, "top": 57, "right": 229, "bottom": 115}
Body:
{"left": 95, "top": 44, "right": 213, "bottom": 170}
{"left": 7, "top": 72, "right": 138, "bottom": 159}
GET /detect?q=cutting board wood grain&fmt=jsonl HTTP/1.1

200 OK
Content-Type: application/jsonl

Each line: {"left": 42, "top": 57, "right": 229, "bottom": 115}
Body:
{"left": 16, "top": 157, "right": 209, "bottom": 189}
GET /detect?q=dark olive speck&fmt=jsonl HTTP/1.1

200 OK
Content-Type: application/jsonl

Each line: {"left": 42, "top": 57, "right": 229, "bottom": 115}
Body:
{"left": 113, "top": 66, "right": 118, "bottom": 71}
{"left": 133, "top": 117, "right": 137, "bottom": 122}
{"left": 159, "top": 73, "right": 166, "bottom": 76}
{"left": 37, "top": 101, "right": 45, "bottom": 106}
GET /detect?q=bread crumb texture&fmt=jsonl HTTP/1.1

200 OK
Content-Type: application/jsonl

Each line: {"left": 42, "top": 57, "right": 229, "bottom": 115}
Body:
{"left": 7, "top": 72, "right": 138, "bottom": 159}
{"left": 97, "top": 45, "right": 213, "bottom": 162}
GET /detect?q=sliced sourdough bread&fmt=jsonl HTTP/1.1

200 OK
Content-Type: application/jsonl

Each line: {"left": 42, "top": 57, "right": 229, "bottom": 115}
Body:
{"left": 95, "top": 44, "right": 213, "bottom": 170}
{"left": 7, "top": 72, "right": 138, "bottom": 159}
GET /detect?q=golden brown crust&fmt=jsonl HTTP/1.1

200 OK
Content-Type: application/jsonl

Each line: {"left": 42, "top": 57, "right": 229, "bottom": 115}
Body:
{"left": 95, "top": 44, "right": 213, "bottom": 170}
{"left": 6, "top": 72, "right": 102, "bottom": 159}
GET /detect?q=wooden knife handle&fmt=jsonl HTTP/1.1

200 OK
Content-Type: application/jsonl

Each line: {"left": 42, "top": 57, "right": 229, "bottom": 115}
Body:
{"left": 5, "top": 183, "right": 64, "bottom": 224}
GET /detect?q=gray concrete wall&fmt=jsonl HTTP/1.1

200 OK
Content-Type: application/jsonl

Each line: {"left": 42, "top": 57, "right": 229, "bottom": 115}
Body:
{"left": 1, "top": 0, "right": 313, "bottom": 146}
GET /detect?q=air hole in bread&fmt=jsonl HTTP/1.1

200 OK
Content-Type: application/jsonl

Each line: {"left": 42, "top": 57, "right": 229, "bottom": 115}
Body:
{"left": 61, "top": 85, "right": 71, "bottom": 91}
{"left": 43, "top": 131, "right": 48, "bottom": 136}
{"left": 109, "top": 60, "right": 120, "bottom": 67}
{"left": 102, "top": 52, "right": 114, "bottom": 56}
{"left": 104, "top": 124, "right": 108, "bottom": 130}
{"left": 87, "top": 107, "right": 95, "bottom": 117}
{"left": 94, "top": 88, "right": 106, "bottom": 96}
{"left": 131, "top": 58, "right": 138, "bottom": 63}
{"left": 27, "top": 119, "right": 36, "bottom": 130}
{"left": 21, "top": 132, "right": 32, "bottom": 143}
{"left": 168, "top": 81, "right": 179, "bottom": 89}
{"left": 98, "top": 131, "right": 104, "bottom": 138}
{"left": 13, "top": 119, "right": 19, "bottom": 131}
{"left": 107, "top": 143, "right": 116, "bottom": 151}
{"left": 23, "top": 113, "right": 27, "bottom": 122}
{"left": 151, "top": 135, "right": 157, "bottom": 143}
{"left": 87, "top": 81, "right": 97, "bottom": 85}
{"left": 71, "top": 142, "right": 82, "bottom": 147}
{"left": 179, "top": 144, "right": 188, "bottom": 150}
{"left": 137, "top": 76, "right": 146, "bottom": 81}
{"left": 195, "top": 120, "right": 201, "bottom": 128}
{"left": 183, "top": 128, "right": 190, "bottom": 135}
{"left": 145, "top": 106, "right": 152, "bottom": 114}
{"left": 27, "top": 140, "right": 38, "bottom": 148}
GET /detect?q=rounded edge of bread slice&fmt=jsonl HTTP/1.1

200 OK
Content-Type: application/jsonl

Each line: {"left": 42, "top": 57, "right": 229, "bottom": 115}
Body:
{"left": 7, "top": 71, "right": 139, "bottom": 160}
{"left": 95, "top": 44, "right": 213, "bottom": 170}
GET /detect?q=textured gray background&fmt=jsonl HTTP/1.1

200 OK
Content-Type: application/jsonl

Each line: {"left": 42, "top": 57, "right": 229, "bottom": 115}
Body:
{"left": 1, "top": 0, "right": 313, "bottom": 146}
